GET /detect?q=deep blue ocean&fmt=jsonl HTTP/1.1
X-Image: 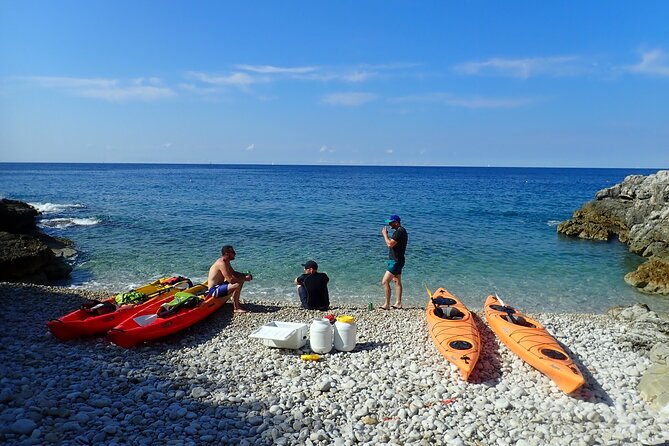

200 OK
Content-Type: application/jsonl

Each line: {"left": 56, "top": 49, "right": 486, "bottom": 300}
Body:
{"left": 1, "top": 163, "right": 666, "bottom": 313}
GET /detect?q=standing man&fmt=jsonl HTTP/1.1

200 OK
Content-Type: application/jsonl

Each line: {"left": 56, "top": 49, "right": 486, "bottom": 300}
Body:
{"left": 208, "top": 245, "right": 252, "bottom": 314}
{"left": 295, "top": 260, "right": 330, "bottom": 310}
{"left": 380, "top": 214, "right": 408, "bottom": 310}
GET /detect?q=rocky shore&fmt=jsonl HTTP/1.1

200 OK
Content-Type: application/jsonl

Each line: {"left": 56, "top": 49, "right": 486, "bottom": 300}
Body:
{"left": 557, "top": 170, "right": 669, "bottom": 295}
{"left": 1, "top": 283, "right": 669, "bottom": 446}
{"left": 0, "top": 199, "right": 75, "bottom": 284}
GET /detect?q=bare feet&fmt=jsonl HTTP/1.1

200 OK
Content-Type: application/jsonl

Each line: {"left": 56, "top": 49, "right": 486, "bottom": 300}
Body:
{"left": 377, "top": 305, "right": 390, "bottom": 310}
{"left": 233, "top": 308, "right": 249, "bottom": 314}
{"left": 391, "top": 304, "right": 403, "bottom": 309}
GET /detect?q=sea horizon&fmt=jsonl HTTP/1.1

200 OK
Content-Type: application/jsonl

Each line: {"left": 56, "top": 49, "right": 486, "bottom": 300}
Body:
{"left": 1, "top": 161, "right": 666, "bottom": 170}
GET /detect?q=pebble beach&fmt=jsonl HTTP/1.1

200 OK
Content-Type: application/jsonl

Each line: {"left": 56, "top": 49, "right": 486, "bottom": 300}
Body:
{"left": 1, "top": 283, "right": 668, "bottom": 446}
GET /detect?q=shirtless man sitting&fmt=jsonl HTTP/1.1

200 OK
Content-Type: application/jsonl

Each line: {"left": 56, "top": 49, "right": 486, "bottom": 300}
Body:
{"left": 207, "top": 245, "right": 252, "bottom": 314}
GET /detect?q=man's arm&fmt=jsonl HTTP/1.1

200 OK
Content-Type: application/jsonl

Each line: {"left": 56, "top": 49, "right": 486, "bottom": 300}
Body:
{"left": 382, "top": 226, "right": 398, "bottom": 248}
{"left": 220, "top": 262, "right": 243, "bottom": 284}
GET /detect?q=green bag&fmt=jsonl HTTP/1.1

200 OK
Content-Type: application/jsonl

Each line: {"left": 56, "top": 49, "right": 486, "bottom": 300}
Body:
{"left": 157, "top": 292, "right": 199, "bottom": 318}
{"left": 114, "top": 291, "right": 147, "bottom": 305}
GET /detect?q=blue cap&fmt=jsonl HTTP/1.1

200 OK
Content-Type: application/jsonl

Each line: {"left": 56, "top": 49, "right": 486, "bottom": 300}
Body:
{"left": 384, "top": 214, "right": 401, "bottom": 224}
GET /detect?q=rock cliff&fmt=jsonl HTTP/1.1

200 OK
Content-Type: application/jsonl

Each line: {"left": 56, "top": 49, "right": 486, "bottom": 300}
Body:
{"left": 0, "top": 199, "right": 74, "bottom": 284}
{"left": 558, "top": 170, "right": 669, "bottom": 295}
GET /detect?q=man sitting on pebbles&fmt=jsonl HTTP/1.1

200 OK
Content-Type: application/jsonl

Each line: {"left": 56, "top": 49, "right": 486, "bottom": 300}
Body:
{"left": 208, "top": 245, "right": 252, "bottom": 314}
{"left": 295, "top": 260, "right": 330, "bottom": 310}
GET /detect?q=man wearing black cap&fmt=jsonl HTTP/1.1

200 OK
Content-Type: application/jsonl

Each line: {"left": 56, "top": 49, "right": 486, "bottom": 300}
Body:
{"left": 295, "top": 260, "right": 330, "bottom": 310}
{"left": 380, "top": 214, "right": 408, "bottom": 310}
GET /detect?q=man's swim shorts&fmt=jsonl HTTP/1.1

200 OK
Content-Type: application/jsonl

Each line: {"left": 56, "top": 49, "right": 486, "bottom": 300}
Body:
{"left": 386, "top": 259, "right": 404, "bottom": 276}
{"left": 208, "top": 283, "right": 229, "bottom": 297}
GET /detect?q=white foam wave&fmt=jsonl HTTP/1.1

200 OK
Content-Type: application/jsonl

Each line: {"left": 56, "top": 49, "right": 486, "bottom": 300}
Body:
{"left": 29, "top": 202, "right": 86, "bottom": 214}
{"left": 546, "top": 220, "right": 562, "bottom": 227}
{"left": 39, "top": 217, "right": 101, "bottom": 229}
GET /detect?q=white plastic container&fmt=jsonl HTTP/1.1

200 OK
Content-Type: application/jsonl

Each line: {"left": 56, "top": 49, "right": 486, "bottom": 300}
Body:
{"left": 249, "top": 321, "right": 308, "bottom": 349}
{"left": 334, "top": 315, "right": 357, "bottom": 352}
{"left": 309, "top": 318, "right": 334, "bottom": 354}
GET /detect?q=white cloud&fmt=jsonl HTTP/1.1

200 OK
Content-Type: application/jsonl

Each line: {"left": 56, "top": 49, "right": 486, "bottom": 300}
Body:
{"left": 386, "top": 149, "right": 394, "bottom": 154}
{"left": 246, "top": 144, "right": 255, "bottom": 151}
{"left": 186, "top": 71, "right": 268, "bottom": 89}
{"left": 319, "top": 145, "right": 334, "bottom": 153}
{"left": 322, "top": 92, "right": 377, "bottom": 107}
{"left": 443, "top": 96, "right": 535, "bottom": 109}
{"left": 626, "top": 49, "right": 669, "bottom": 77}
{"left": 178, "top": 83, "right": 225, "bottom": 96}
{"left": 183, "top": 62, "right": 418, "bottom": 95}
{"left": 23, "top": 76, "right": 175, "bottom": 102}
{"left": 341, "top": 71, "right": 377, "bottom": 83}
{"left": 454, "top": 56, "right": 581, "bottom": 79}
{"left": 308, "top": 63, "right": 419, "bottom": 83}
{"left": 236, "top": 64, "right": 318, "bottom": 74}
{"left": 391, "top": 92, "right": 535, "bottom": 109}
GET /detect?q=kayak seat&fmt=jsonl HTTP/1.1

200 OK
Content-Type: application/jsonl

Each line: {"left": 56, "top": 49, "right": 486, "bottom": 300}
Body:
{"left": 80, "top": 300, "right": 117, "bottom": 315}
{"left": 436, "top": 306, "right": 465, "bottom": 320}
{"left": 433, "top": 297, "right": 457, "bottom": 306}
{"left": 503, "top": 314, "right": 535, "bottom": 328}
{"left": 490, "top": 304, "right": 516, "bottom": 314}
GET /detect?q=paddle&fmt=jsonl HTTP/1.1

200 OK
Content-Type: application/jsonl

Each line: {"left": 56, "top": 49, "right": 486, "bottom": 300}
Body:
{"left": 493, "top": 292, "right": 528, "bottom": 325}
{"left": 122, "top": 279, "right": 192, "bottom": 305}
{"left": 494, "top": 292, "right": 506, "bottom": 308}
{"left": 425, "top": 283, "right": 443, "bottom": 308}
{"left": 133, "top": 314, "right": 158, "bottom": 327}
{"left": 424, "top": 283, "right": 434, "bottom": 299}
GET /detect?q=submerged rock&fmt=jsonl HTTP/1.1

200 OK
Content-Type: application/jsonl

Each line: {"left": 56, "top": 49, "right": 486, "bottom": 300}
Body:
{"left": 0, "top": 199, "right": 73, "bottom": 284}
{"left": 558, "top": 170, "right": 669, "bottom": 295}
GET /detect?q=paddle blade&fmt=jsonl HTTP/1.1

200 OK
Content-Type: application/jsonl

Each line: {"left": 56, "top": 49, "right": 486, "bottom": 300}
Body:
{"left": 424, "top": 284, "right": 433, "bottom": 299}
{"left": 494, "top": 292, "right": 505, "bottom": 307}
{"left": 134, "top": 314, "right": 158, "bottom": 327}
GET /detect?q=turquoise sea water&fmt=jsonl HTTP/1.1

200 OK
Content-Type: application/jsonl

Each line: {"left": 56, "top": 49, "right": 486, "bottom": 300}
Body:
{"left": 1, "top": 163, "right": 666, "bottom": 313}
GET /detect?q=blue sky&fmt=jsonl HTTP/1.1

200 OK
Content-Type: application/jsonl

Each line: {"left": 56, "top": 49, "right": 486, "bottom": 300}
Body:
{"left": 1, "top": 1, "right": 668, "bottom": 167}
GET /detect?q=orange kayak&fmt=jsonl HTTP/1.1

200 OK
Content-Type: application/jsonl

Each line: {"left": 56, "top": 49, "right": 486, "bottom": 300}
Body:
{"left": 426, "top": 287, "right": 480, "bottom": 380}
{"left": 107, "top": 283, "right": 227, "bottom": 348}
{"left": 47, "top": 276, "right": 192, "bottom": 340}
{"left": 484, "top": 294, "right": 585, "bottom": 393}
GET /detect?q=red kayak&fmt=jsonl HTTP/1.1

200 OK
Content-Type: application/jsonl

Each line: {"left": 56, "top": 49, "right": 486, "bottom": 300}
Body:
{"left": 47, "top": 276, "right": 192, "bottom": 341}
{"left": 107, "top": 283, "right": 228, "bottom": 348}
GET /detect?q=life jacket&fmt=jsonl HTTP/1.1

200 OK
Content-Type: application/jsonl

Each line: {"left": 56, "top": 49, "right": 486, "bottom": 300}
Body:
{"left": 114, "top": 291, "right": 148, "bottom": 306}
{"left": 160, "top": 276, "right": 191, "bottom": 286}
{"left": 157, "top": 291, "right": 199, "bottom": 318}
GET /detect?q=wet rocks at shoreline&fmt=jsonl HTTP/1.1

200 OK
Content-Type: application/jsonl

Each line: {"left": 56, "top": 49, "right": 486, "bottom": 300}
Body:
{"left": 0, "top": 199, "right": 74, "bottom": 284}
{"left": 1, "top": 283, "right": 669, "bottom": 445}
{"left": 558, "top": 170, "right": 669, "bottom": 295}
